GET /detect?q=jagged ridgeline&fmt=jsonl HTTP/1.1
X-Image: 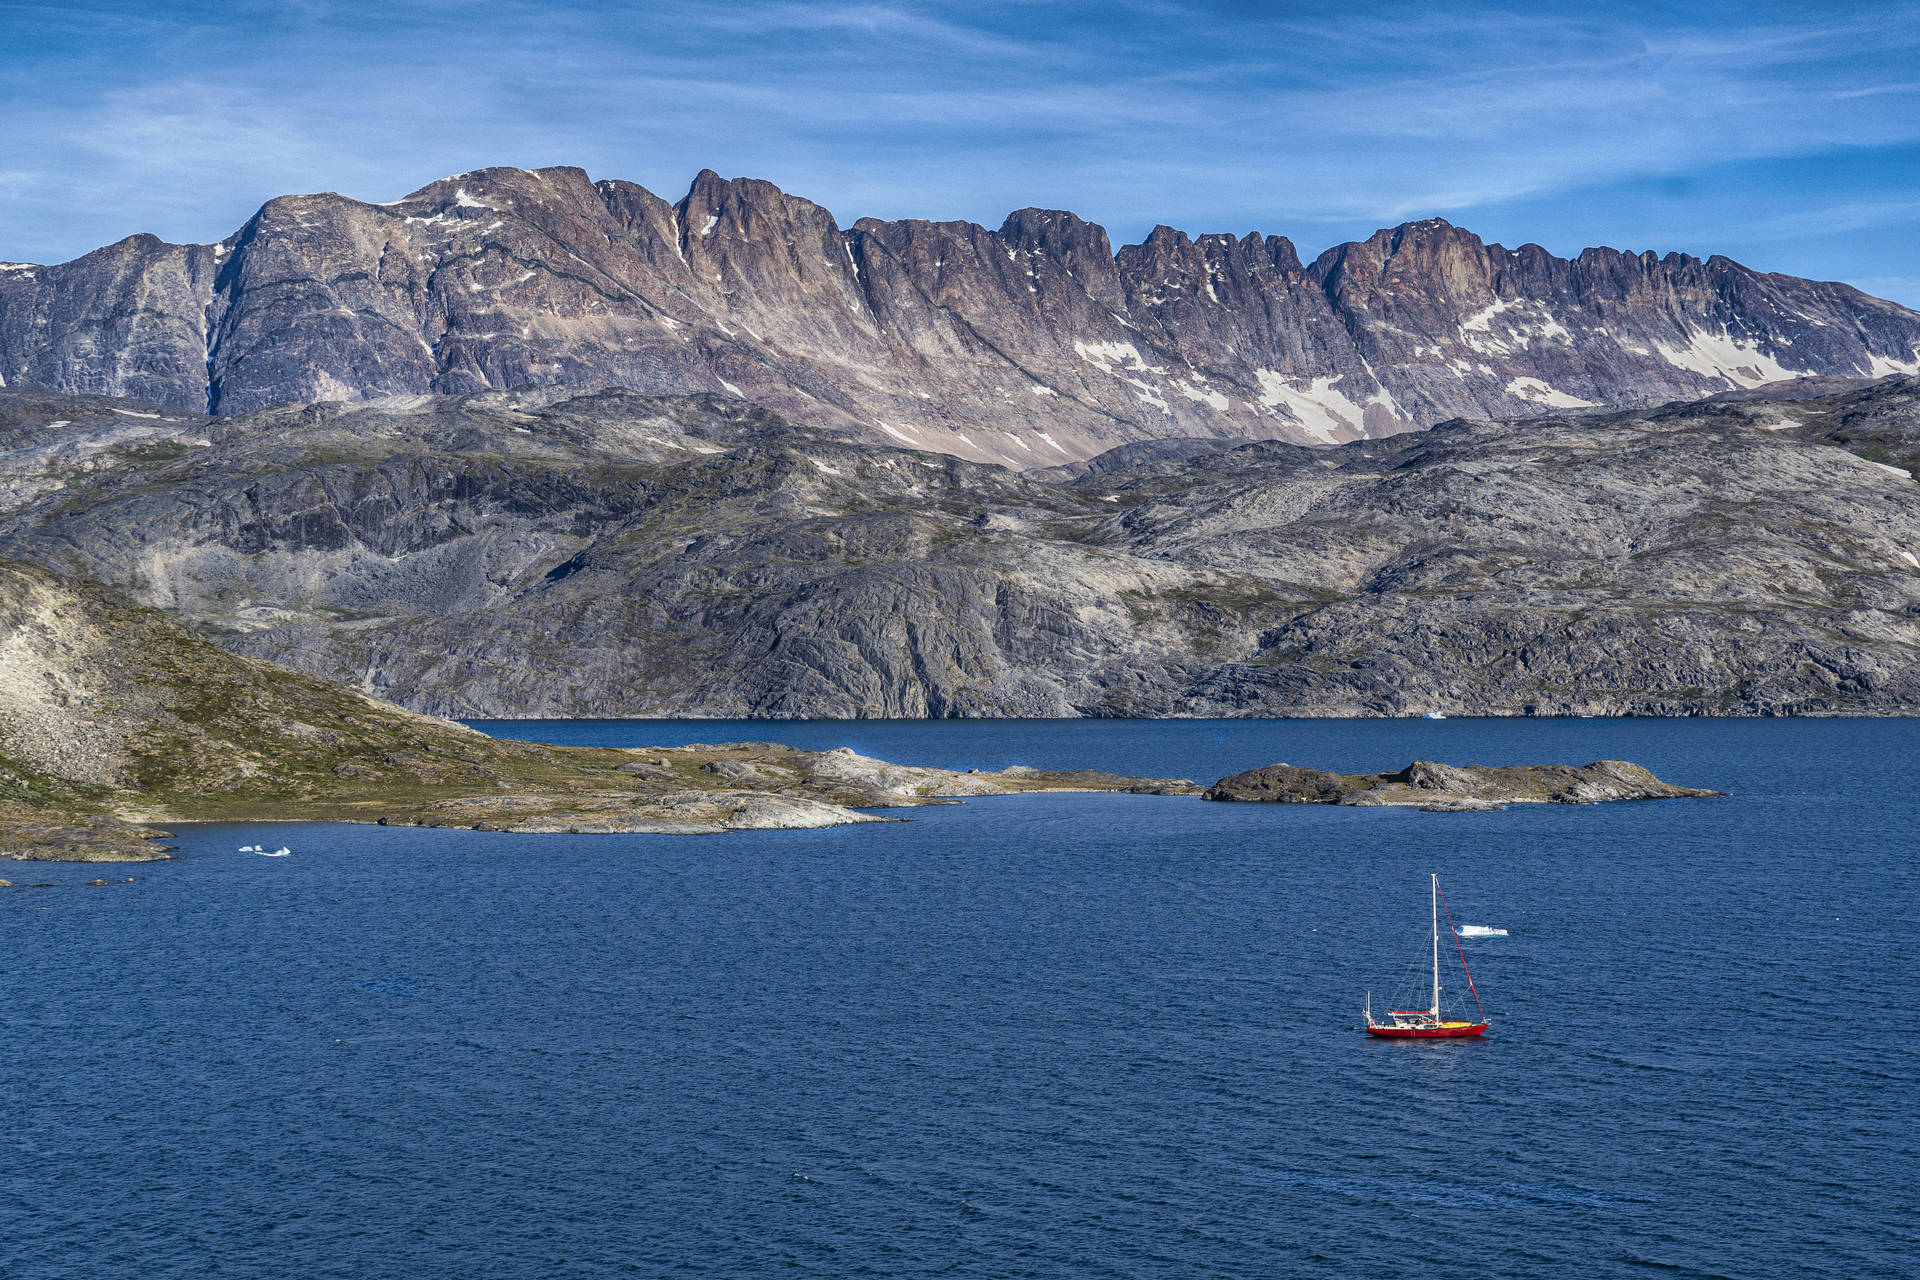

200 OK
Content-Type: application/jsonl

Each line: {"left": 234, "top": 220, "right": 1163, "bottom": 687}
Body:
{"left": 3, "top": 376, "right": 1918, "bottom": 718}
{"left": 1, "top": 166, "right": 1917, "bottom": 464}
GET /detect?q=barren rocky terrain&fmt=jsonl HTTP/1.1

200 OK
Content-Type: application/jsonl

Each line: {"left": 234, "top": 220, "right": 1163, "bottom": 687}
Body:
{"left": 2, "top": 376, "right": 1918, "bottom": 719}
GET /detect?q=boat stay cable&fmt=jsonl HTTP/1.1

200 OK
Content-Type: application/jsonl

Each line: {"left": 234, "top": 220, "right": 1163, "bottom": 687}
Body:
{"left": 1435, "top": 880, "right": 1486, "bottom": 1023}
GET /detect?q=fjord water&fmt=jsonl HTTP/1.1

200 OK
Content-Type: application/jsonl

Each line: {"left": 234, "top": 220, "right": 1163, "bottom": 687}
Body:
{"left": 5, "top": 720, "right": 1915, "bottom": 1278}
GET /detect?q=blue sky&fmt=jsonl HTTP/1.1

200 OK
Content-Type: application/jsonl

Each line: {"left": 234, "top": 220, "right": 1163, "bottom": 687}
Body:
{"left": 5, "top": 0, "right": 1920, "bottom": 305}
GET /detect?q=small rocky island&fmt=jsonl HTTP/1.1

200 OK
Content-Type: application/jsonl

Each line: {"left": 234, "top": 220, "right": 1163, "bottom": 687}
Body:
{"left": 1202, "top": 759, "right": 1720, "bottom": 812}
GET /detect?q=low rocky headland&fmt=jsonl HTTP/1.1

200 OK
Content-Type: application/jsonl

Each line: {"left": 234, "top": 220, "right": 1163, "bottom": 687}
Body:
{"left": 0, "top": 559, "right": 1194, "bottom": 861}
{"left": 1201, "top": 759, "right": 1720, "bottom": 811}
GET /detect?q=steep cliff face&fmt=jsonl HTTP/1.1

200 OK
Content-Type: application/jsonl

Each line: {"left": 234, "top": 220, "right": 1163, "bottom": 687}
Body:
{"left": 4, "top": 378, "right": 1919, "bottom": 719}
{"left": 0, "top": 235, "right": 223, "bottom": 409}
{"left": 3, "top": 167, "right": 1917, "bottom": 462}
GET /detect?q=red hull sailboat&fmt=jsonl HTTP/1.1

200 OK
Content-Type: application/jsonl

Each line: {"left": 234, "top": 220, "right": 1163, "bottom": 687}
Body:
{"left": 1365, "top": 874, "right": 1490, "bottom": 1039}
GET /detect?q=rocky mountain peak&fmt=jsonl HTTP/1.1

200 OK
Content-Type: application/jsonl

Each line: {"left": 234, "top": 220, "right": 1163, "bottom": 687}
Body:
{"left": 996, "top": 207, "right": 1114, "bottom": 256}
{"left": 400, "top": 164, "right": 584, "bottom": 204}
{"left": 993, "top": 207, "right": 1122, "bottom": 306}
{"left": 676, "top": 169, "right": 841, "bottom": 244}
{"left": 1258, "top": 233, "right": 1305, "bottom": 274}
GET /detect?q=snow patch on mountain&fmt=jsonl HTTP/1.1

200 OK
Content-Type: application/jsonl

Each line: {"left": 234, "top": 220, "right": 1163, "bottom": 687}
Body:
{"left": 1177, "top": 381, "right": 1230, "bottom": 410}
{"left": 1074, "top": 340, "right": 1154, "bottom": 374}
{"left": 1655, "top": 330, "right": 1806, "bottom": 388}
{"left": 1506, "top": 377, "right": 1596, "bottom": 409}
{"left": 1460, "top": 299, "right": 1572, "bottom": 354}
{"left": 1254, "top": 371, "right": 1366, "bottom": 444}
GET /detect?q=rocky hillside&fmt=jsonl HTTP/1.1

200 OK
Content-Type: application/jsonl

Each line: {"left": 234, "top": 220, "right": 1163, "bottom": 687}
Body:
{"left": 3, "top": 377, "right": 1918, "bottom": 718}
{"left": 0, "top": 558, "right": 1192, "bottom": 858}
{"left": 3, "top": 166, "right": 1917, "bottom": 463}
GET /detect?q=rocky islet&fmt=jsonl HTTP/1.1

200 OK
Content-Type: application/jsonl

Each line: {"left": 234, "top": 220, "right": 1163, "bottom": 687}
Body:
{"left": 1201, "top": 759, "right": 1721, "bottom": 811}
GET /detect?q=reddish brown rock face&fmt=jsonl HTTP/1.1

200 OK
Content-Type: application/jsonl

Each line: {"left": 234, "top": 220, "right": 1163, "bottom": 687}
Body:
{"left": 3, "top": 166, "right": 1918, "bottom": 463}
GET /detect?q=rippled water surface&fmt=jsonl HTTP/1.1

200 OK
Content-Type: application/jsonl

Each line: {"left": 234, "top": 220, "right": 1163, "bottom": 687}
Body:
{"left": 5, "top": 719, "right": 1916, "bottom": 1278}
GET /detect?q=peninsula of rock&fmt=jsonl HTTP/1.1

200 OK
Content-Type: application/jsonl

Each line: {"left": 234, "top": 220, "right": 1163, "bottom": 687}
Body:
{"left": 0, "top": 560, "right": 1195, "bottom": 861}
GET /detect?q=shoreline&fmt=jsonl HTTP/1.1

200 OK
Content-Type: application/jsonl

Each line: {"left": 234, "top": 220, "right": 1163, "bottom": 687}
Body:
{"left": 1, "top": 743, "right": 1203, "bottom": 862}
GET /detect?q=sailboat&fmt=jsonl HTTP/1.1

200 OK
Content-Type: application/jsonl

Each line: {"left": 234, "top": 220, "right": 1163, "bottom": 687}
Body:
{"left": 1364, "top": 874, "right": 1490, "bottom": 1039}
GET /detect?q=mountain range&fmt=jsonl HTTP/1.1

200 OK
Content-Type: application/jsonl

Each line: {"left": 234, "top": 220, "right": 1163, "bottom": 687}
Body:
{"left": 4, "top": 165, "right": 1919, "bottom": 464}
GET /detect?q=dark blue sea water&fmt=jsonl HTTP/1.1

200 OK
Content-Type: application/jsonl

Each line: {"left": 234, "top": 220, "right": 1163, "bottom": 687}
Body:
{"left": 4, "top": 718, "right": 1916, "bottom": 1278}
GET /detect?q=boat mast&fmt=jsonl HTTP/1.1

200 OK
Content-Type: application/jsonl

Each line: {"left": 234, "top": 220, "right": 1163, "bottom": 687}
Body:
{"left": 1430, "top": 873, "right": 1441, "bottom": 1017}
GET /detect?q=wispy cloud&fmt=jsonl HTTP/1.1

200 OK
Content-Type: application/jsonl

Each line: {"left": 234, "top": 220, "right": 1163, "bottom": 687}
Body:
{"left": 1737, "top": 199, "right": 1920, "bottom": 240}
{"left": 1853, "top": 275, "right": 1920, "bottom": 304}
{"left": 1, "top": 0, "right": 1917, "bottom": 310}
